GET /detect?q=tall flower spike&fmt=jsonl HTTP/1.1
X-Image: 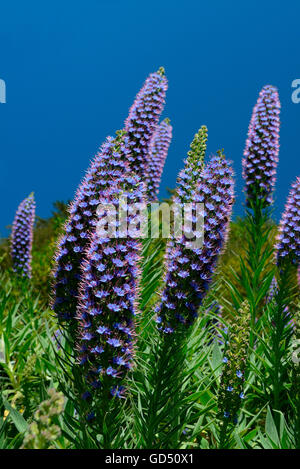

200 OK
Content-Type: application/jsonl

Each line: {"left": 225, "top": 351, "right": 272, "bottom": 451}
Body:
{"left": 156, "top": 152, "right": 234, "bottom": 333}
{"left": 52, "top": 131, "right": 142, "bottom": 322}
{"left": 217, "top": 301, "right": 250, "bottom": 426}
{"left": 76, "top": 175, "right": 145, "bottom": 404}
{"left": 146, "top": 118, "right": 172, "bottom": 201}
{"left": 276, "top": 177, "right": 300, "bottom": 266}
{"left": 175, "top": 126, "right": 208, "bottom": 203}
{"left": 242, "top": 85, "right": 280, "bottom": 208}
{"left": 124, "top": 68, "right": 168, "bottom": 186}
{"left": 11, "top": 193, "right": 35, "bottom": 278}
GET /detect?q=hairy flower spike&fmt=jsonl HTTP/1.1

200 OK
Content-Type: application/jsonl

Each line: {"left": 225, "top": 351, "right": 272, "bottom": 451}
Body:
{"left": 76, "top": 178, "right": 145, "bottom": 404}
{"left": 276, "top": 177, "right": 300, "bottom": 266}
{"left": 52, "top": 131, "right": 143, "bottom": 322}
{"left": 11, "top": 193, "right": 35, "bottom": 278}
{"left": 242, "top": 85, "right": 280, "bottom": 207}
{"left": 218, "top": 302, "right": 250, "bottom": 425}
{"left": 156, "top": 152, "right": 234, "bottom": 332}
{"left": 175, "top": 126, "right": 208, "bottom": 203}
{"left": 146, "top": 118, "right": 172, "bottom": 201}
{"left": 124, "top": 68, "right": 168, "bottom": 186}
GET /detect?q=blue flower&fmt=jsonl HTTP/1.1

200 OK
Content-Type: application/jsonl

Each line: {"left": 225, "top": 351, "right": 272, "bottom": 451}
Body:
{"left": 106, "top": 366, "right": 117, "bottom": 377}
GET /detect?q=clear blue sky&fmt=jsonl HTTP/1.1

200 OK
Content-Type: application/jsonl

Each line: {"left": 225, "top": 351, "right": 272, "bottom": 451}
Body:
{"left": 1, "top": 0, "right": 300, "bottom": 236}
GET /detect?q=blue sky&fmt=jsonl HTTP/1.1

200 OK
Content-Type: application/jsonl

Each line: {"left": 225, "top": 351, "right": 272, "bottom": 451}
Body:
{"left": 0, "top": 0, "right": 300, "bottom": 236}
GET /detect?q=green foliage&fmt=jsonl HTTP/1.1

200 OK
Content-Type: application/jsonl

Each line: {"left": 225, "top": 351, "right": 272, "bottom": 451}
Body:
{"left": 21, "top": 388, "right": 64, "bottom": 449}
{"left": 0, "top": 206, "right": 298, "bottom": 449}
{"left": 217, "top": 301, "right": 251, "bottom": 448}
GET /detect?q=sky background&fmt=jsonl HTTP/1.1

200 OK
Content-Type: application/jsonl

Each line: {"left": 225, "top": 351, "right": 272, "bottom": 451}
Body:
{"left": 0, "top": 0, "right": 300, "bottom": 237}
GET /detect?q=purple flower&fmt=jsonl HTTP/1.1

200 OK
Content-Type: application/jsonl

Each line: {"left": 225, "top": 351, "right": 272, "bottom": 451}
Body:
{"left": 146, "top": 118, "right": 172, "bottom": 201}
{"left": 11, "top": 193, "right": 35, "bottom": 278}
{"left": 276, "top": 177, "right": 300, "bottom": 265}
{"left": 124, "top": 68, "right": 168, "bottom": 191}
{"left": 156, "top": 151, "right": 234, "bottom": 332}
{"left": 242, "top": 85, "right": 280, "bottom": 208}
{"left": 110, "top": 385, "right": 125, "bottom": 398}
{"left": 75, "top": 169, "right": 145, "bottom": 400}
{"left": 52, "top": 131, "right": 144, "bottom": 323}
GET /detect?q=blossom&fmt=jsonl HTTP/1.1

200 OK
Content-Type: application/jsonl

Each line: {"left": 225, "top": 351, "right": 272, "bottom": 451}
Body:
{"left": 76, "top": 200, "right": 143, "bottom": 400}
{"left": 276, "top": 177, "right": 300, "bottom": 266}
{"left": 156, "top": 150, "right": 234, "bottom": 332}
{"left": 242, "top": 85, "right": 280, "bottom": 207}
{"left": 175, "top": 126, "right": 208, "bottom": 203}
{"left": 52, "top": 131, "right": 143, "bottom": 322}
{"left": 124, "top": 68, "right": 168, "bottom": 188}
{"left": 146, "top": 118, "right": 172, "bottom": 201}
{"left": 11, "top": 193, "right": 35, "bottom": 278}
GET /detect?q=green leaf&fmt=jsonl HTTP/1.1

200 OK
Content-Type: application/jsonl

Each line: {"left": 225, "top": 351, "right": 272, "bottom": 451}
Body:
{"left": 265, "top": 407, "right": 279, "bottom": 447}
{"left": 2, "top": 397, "right": 28, "bottom": 433}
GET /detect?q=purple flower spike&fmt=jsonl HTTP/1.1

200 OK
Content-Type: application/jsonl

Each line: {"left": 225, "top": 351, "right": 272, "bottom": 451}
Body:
{"left": 52, "top": 131, "right": 143, "bottom": 322}
{"left": 156, "top": 152, "right": 234, "bottom": 332}
{"left": 124, "top": 68, "right": 168, "bottom": 187}
{"left": 276, "top": 177, "right": 300, "bottom": 266}
{"left": 11, "top": 193, "right": 35, "bottom": 278}
{"left": 146, "top": 118, "right": 172, "bottom": 201}
{"left": 76, "top": 184, "right": 145, "bottom": 398}
{"left": 242, "top": 85, "right": 280, "bottom": 208}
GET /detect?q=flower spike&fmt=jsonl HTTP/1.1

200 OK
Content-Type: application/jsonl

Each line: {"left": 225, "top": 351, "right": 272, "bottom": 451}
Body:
{"left": 11, "top": 193, "right": 35, "bottom": 278}
{"left": 242, "top": 85, "right": 280, "bottom": 208}
{"left": 124, "top": 68, "right": 168, "bottom": 190}
{"left": 276, "top": 177, "right": 300, "bottom": 266}
{"left": 156, "top": 151, "right": 234, "bottom": 332}
{"left": 52, "top": 131, "right": 142, "bottom": 323}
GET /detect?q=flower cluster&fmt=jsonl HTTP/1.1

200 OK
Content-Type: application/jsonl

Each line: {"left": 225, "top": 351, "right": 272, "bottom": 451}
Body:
{"left": 175, "top": 126, "right": 208, "bottom": 204}
{"left": 276, "top": 177, "right": 300, "bottom": 266}
{"left": 11, "top": 193, "right": 35, "bottom": 278}
{"left": 53, "top": 133, "right": 129, "bottom": 322}
{"left": 21, "top": 388, "right": 64, "bottom": 449}
{"left": 155, "top": 152, "right": 234, "bottom": 332}
{"left": 124, "top": 68, "right": 168, "bottom": 188}
{"left": 53, "top": 69, "right": 168, "bottom": 323}
{"left": 242, "top": 85, "right": 280, "bottom": 208}
{"left": 52, "top": 132, "right": 145, "bottom": 323}
{"left": 217, "top": 302, "right": 250, "bottom": 424}
{"left": 76, "top": 176, "right": 145, "bottom": 403}
{"left": 146, "top": 118, "right": 172, "bottom": 201}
